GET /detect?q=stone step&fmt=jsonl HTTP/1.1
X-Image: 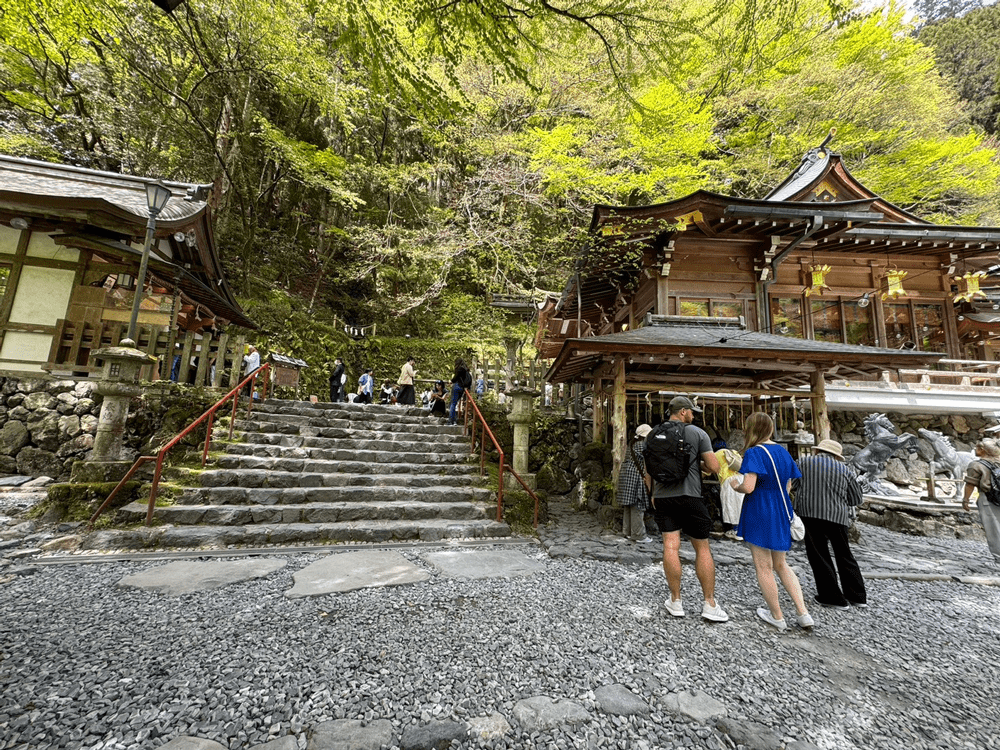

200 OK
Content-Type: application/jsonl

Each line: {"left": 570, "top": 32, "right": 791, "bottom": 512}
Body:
{"left": 120, "top": 500, "right": 489, "bottom": 525}
{"left": 253, "top": 400, "right": 435, "bottom": 422}
{"left": 234, "top": 413, "right": 462, "bottom": 438}
{"left": 234, "top": 419, "right": 469, "bottom": 445}
{"left": 177, "top": 485, "right": 492, "bottom": 506}
{"left": 84, "top": 518, "right": 511, "bottom": 549}
{"left": 218, "top": 442, "right": 472, "bottom": 465}
{"left": 196, "top": 468, "right": 481, "bottom": 489}
{"left": 214, "top": 454, "right": 478, "bottom": 477}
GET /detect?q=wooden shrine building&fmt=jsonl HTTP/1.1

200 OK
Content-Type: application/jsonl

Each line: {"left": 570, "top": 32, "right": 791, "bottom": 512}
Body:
{"left": 0, "top": 155, "right": 255, "bottom": 385}
{"left": 540, "top": 135, "right": 1000, "bottom": 476}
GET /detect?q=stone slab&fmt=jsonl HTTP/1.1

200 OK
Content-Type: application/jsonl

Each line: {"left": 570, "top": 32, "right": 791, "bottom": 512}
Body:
{"left": 421, "top": 549, "right": 544, "bottom": 579}
{"left": 308, "top": 719, "right": 394, "bottom": 749}
{"left": 286, "top": 550, "right": 431, "bottom": 598}
{"left": 466, "top": 713, "right": 512, "bottom": 741}
{"left": 512, "top": 696, "right": 592, "bottom": 731}
{"left": 0, "top": 476, "right": 33, "bottom": 487}
{"left": 595, "top": 684, "right": 650, "bottom": 716}
{"left": 248, "top": 737, "right": 298, "bottom": 750}
{"left": 663, "top": 689, "right": 727, "bottom": 723}
{"left": 118, "top": 558, "right": 288, "bottom": 595}
{"left": 159, "top": 738, "right": 228, "bottom": 750}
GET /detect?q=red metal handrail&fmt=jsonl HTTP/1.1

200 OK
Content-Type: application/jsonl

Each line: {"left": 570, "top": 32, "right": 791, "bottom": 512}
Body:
{"left": 462, "top": 390, "right": 541, "bottom": 527}
{"left": 88, "top": 364, "right": 271, "bottom": 528}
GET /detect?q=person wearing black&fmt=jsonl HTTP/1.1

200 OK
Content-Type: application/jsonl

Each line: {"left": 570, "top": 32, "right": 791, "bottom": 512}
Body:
{"left": 449, "top": 358, "right": 471, "bottom": 425}
{"left": 329, "top": 357, "right": 345, "bottom": 403}
{"left": 794, "top": 439, "right": 867, "bottom": 609}
{"left": 429, "top": 380, "right": 448, "bottom": 418}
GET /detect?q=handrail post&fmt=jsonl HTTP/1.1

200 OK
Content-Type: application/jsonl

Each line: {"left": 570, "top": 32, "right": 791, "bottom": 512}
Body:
{"left": 496, "top": 454, "right": 505, "bottom": 522}
{"left": 146, "top": 451, "right": 167, "bottom": 525}
{"left": 202, "top": 410, "right": 215, "bottom": 467}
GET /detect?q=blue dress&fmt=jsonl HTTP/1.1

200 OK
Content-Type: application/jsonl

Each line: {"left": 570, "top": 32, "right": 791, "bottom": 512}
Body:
{"left": 736, "top": 443, "right": 802, "bottom": 552}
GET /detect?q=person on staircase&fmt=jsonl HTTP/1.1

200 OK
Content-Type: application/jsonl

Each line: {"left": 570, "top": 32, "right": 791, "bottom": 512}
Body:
{"left": 429, "top": 380, "right": 448, "bottom": 418}
{"left": 241, "top": 344, "right": 260, "bottom": 399}
{"left": 449, "top": 358, "right": 472, "bottom": 425}
{"left": 962, "top": 438, "right": 1000, "bottom": 565}
{"left": 397, "top": 356, "right": 417, "bottom": 405}
{"left": 329, "top": 357, "right": 346, "bottom": 403}
{"left": 356, "top": 367, "right": 374, "bottom": 404}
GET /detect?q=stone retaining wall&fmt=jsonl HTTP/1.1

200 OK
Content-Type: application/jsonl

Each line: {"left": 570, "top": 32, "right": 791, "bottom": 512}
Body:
{"left": 0, "top": 378, "right": 100, "bottom": 480}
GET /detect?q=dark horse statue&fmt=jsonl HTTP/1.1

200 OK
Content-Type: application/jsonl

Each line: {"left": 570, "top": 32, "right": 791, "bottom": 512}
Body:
{"left": 849, "top": 413, "right": 918, "bottom": 495}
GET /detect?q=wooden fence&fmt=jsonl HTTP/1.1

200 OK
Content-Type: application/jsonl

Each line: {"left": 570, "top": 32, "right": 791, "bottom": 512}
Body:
{"left": 45, "top": 318, "right": 247, "bottom": 389}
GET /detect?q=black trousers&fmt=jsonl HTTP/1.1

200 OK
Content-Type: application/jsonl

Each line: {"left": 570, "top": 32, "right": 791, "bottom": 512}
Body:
{"left": 802, "top": 516, "right": 867, "bottom": 606}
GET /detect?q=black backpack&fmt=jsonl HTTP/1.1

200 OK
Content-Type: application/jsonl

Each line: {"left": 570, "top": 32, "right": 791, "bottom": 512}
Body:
{"left": 984, "top": 462, "right": 1000, "bottom": 507}
{"left": 459, "top": 368, "right": 473, "bottom": 390}
{"left": 644, "top": 421, "right": 696, "bottom": 487}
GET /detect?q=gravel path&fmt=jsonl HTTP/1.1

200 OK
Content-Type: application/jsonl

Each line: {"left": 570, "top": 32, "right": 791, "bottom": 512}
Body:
{"left": 2, "top": 539, "right": 999, "bottom": 750}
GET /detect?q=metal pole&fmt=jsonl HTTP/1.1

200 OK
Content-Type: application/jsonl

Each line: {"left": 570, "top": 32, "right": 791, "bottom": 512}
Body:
{"left": 127, "top": 210, "right": 159, "bottom": 342}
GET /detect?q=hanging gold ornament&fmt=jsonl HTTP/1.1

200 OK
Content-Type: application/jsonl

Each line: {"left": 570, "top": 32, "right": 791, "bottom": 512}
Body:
{"left": 805, "top": 264, "right": 833, "bottom": 297}
{"left": 880, "top": 269, "right": 908, "bottom": 301}
{"left": 953, "top": 271, "right": 988, "bottom": 304}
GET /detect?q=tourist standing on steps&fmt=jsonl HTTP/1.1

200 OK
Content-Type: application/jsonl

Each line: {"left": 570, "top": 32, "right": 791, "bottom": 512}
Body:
{"left": 646, "top": 396, "right": 728, "bottom": 623}
{"left": 730, "top": 412, "right": 813, "bottom": 631}
{"left": 356, "top": 367, "right": 374, "bottom": 404}
{"left": 617, "top": 423, "right": 652, "bottom": 542}
{"left": 449, "top": 358, "right": 471, "bottom": 425}
{"left": 962, "top": 438, "right": 1000, "bottom": 564}
{"left": 397, "top": 356, "right": 417, "bottom": 405}
{"left": 794, "top": 439, "right": 867, "bottom": 609}
{"left": 241, "top": 344, "right": 260, "bottom": 398}
{"left": 329, "top": 357, "right": 345, "bottom": 403}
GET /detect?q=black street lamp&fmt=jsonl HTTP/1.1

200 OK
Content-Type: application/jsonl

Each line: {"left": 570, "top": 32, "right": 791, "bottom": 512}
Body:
{"left": 127, "top": 181, "right": 173, "bottom": 342}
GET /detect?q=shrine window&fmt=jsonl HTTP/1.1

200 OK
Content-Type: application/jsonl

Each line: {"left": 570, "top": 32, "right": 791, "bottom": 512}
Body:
{"left": 810, "top": 299, "right": 842, "bottom": 343}
{"left": 679, "top": 298, "right": 709, "bottom": 316}
{"left": 843, "top": 300, "right": 876, "bottom": 346}
{"left": 914, "top": 303, "right": 947, "bottom": 353}
{"left": 677, "top": 298, "right": 746, "bottom": 319}
{"left": 770, "top": 297, "right": 803, "bottom": 337}
{"left": 884, "top": 302, "right": 914, "bottom": 347}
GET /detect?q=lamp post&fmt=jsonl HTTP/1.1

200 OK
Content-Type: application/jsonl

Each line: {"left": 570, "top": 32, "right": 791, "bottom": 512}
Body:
{"left": 127, "top": 181, "right": 173, "bottom": 342}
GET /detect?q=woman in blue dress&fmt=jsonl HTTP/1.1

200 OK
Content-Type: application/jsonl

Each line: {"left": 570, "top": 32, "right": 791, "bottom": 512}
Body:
{"left": 730, "top": 412, "right": 814, "bottom": 631}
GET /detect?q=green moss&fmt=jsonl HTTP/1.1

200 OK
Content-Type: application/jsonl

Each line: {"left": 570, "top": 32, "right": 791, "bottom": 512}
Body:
{"left": 33, "top": 481, "right": 141, "bottom": 525}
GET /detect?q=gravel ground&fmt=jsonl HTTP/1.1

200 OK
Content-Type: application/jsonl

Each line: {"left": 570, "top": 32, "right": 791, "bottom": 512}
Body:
{"left": 2, "top": 545, "right": 999, "bottom": 750}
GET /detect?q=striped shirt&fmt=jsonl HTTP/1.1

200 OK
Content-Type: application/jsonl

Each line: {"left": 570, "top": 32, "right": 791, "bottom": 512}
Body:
{"left": 793, "top": 454, "right": 863, "bottom": 526}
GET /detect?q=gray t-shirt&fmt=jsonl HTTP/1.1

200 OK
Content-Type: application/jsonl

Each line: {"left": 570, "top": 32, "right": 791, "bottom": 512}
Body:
{"left": 649, "top": 422, "right": 713, "bottom": 499}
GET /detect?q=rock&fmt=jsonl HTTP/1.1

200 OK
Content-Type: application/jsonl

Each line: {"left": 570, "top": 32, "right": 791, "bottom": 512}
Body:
{"left": 27, "top": 413, "right": 61, "bottom": 451}
{"left": 74, "top": 398, "right": 96, "bottom": 416}
{"left": 248, "top": 736, "right": 298, "bottom": 750}
{"left": 512, "top": 696, "right": 591, "bottom": 731}
{"left": 0, "top": 421, "right": 29, "bottom": 456}
{"left": 56, "top": 433, "right": 94, "bottom": 458}
{"left": 536, "top": 462, "right": 573, "bottom": 494}
{"left": 80, "top": 414, "right": 99, "bottom": 435}
{"left": 951, "top": 414, "right": 970, "bottom": 434}
{"left": 786, "top": 742, "right": 822, "bottom": 750}
{"left": 662, "top": 689, "right": 727, "bottom": 723}
{"left": 715, "top": 717, "right": 783, "bottom": 750}
{"left": 595, "top": 684, "right": 650, "bottom": 716}
{"left": 399, "top": 720, "right": 467, "bottom": 750}
{"left": 575, "top": 459, "right": 605, "bottom": 484}
{"left": 0, "top": 455, "right": 17, "bottom": 474}
{"left": 57, "top": 414, "right": 82, "bottom": 442}
{"left": 15, "top": 447, "right": 62, "bottom": 478}
{"left": 158, "top": 738, "right": 228, "bottom": 750}
{"left": 307, "top": 719, "right": 394, "bottom": 750}
{"left": 46, "top": 380, "right": 77, "bottom": 395}
{"left": 40, "top": 535, "right": 81, "bottom": 552}
{"left": 23, "top": 392, "right": 57, "bottom": 411}
{"left": 884, "top": 457, "right": 912, "bottom": 485}
{"left": 465, "top": 713, "right": 511, "bottom": 741}
{"left": 8, "top": 406, "right": 28, "bottom": 421}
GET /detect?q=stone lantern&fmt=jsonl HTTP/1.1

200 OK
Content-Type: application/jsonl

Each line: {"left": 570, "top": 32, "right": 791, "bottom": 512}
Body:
{"left": 506, "top": 386, "right": 540, "bottom": 489}
{"left": 90, "top": 340, "right": 157, "bottom": 463}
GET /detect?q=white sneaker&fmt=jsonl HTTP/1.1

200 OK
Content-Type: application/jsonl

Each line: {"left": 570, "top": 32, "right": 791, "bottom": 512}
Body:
{"left": 756, "top": 607, "right": 787, "bottom": 631}
{"left": 796, "top": 612, "right": 815, "bottom": 629}
{"left": 665, "top": 598, "right": 685, "bottom": 617}
{"left": 701, "top": 601, "right": 729, "bottom": 622}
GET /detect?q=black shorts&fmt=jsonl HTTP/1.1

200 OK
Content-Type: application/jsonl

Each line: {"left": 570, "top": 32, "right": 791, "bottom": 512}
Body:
{"left": 653, "top": 495, "right": 712, "bottom": 540}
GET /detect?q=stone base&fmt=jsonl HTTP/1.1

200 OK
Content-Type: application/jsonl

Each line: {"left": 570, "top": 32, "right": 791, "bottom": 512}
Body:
{"left": 504, "top": 472, "right": 536, "bottom": 491}
{"left": 70, "top": 460, "right": 134, "bottom": 484}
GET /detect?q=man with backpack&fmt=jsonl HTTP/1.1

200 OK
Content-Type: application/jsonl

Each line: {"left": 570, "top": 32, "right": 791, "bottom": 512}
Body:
{"left": 962, "top": 438, "right": 1000, "bottom": 564}
{"left": 645, "top": 396, "right": 728, "bottom": 622}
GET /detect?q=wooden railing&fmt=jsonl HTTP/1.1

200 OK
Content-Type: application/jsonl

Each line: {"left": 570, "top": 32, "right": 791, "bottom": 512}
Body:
{"left": 87, "top": 364, "right": 271, "bottom": 528}
{"left": 462, "top": 390, "right": 541, "bottom": 527}
{"left": 44, "top": 317, "right": 248, "bottom": 389}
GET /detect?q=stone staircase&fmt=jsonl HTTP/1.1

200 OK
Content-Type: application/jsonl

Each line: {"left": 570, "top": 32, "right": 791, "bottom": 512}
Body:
{"left": 94, "top": 400, "right": 511, "bottom": 550}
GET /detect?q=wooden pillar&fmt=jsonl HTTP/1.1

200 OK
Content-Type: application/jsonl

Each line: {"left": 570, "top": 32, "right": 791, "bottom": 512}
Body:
{"left": 593, "top": 376, "right": 605, "bottom": 442}
{"left": 810, "top": 369, "right": 830, "bottom": 442}
{"left": 656, "top": 274, "right": 670, "bottom": 316}
{"left": 612, "top": 358, "right": 627, "bottom": 488}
